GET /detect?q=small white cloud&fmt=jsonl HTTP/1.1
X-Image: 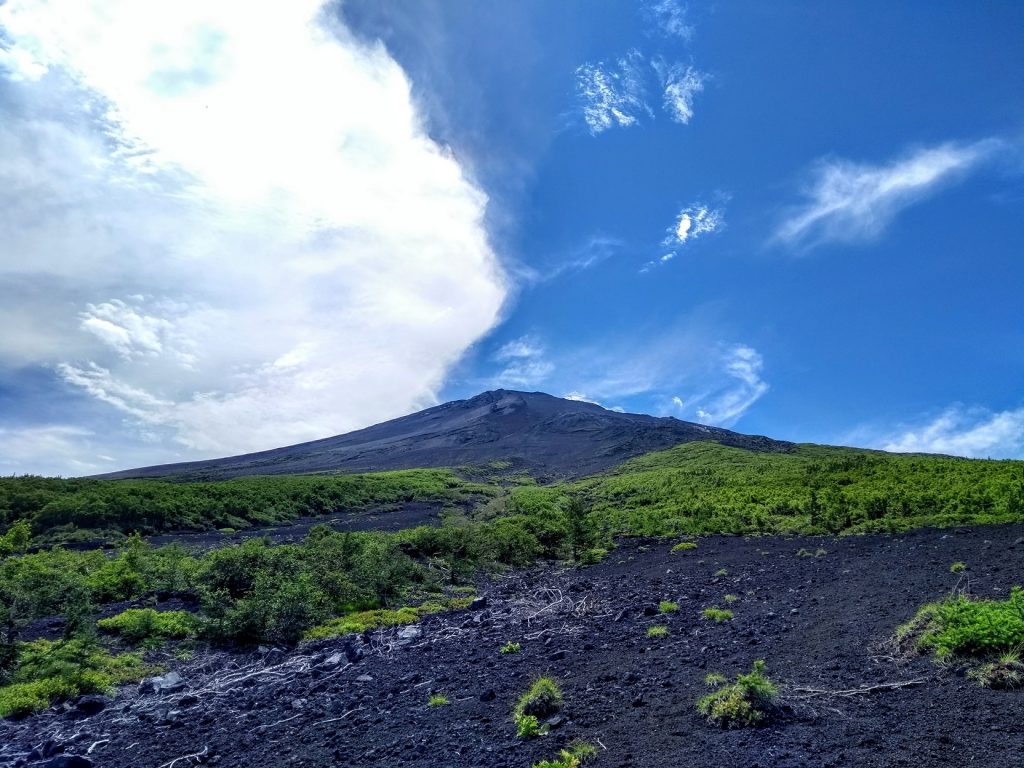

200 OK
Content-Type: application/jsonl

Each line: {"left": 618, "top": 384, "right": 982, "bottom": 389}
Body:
{"left": 669, "top": 203, "right": 723, "bottom": 244}
{"left": 775, "top": 139, "right": 1002, "bottom": 249}
{"left": 657, "top": 63, "right": 705, "bottom": 124}
{"left": 576, "top": 50, "right": 652, "bottom": 135}
{"left": 874, "top": 405, "right": 1024, "bottom": 459}
{"left": 645, "top": 0, "right": 693, "bottom": 40}
{"left": 642, "top": 201, "right": 723, "bottom": 271}
{"left": 491, "top": 336, "right": 554, "bottom": 389}
{"left": 672, "top": 395, "right": 684, "bottom": 409}
{"left": 564, "top": 391, "right": 600, "bottom": 405}
{"left": 693, "top": 345, "right": 768, "bottom": 427}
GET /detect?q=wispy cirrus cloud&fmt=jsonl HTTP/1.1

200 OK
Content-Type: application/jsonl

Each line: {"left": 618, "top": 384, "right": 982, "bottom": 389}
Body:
{"left": 645, "top": 0, "right": 693, "bottom": 40}
{"left": 490, "top": 336, "right": 554, "bottom": 389}
{"left": 656, "top": 62, "right": 705, "bottom": 124}
{"left": 869, "top": 405, "right": 1024, "bottom": 459}
{"left": 643, "top": 201, "right": 724, "bottom": 270}
{"left": 774, "top": 139, "right": 1003, "bottom": 249}
{"left": 575, "top": 50, "right": 652, "bottom": 135}
{"left": 693, "top": 345, "right": 769, "bottom": 427}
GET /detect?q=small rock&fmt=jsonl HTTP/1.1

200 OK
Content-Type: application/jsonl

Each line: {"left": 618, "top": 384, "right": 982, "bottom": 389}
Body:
{"left": 322, "top": 653, "right": 345, "bottom": 668}
{"left": 469, "top": 596, "right": 487, "bottom": 610}
{"left": 355, "top": 674, "right": 374, "bottom": 683}
{"left": 45, "top": 756, "right": 92, "bottom": 768}
{"left": 264, "top": 649, "right": 285, "bottom": 665}
{"left": 548, "top": 650, "right": 566, "bottom": 661}
{"left": 73, "top": 695, "right": 109, "bottom": 718}
{"left": 177, "top": 694, "right": 199, "bottom": 708}
{"left": 545, "top": 714, "right": 568, "bottom": 729}
{"left": 397, "top": 625, "right": 422, "bottom": 642}
{"left": 642, "top": 605, "right": 658, "bottom": 617}
{"left": 613, "top": 608, "right": 629, "bottom": 622}
{"left": 479, "top": 689, "right": 496, "bottom": 702}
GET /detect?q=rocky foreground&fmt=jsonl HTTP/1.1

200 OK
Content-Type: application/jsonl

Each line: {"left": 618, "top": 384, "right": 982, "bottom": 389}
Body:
{"left": 3, "top": 525, "right": 1023, "bottom": 768}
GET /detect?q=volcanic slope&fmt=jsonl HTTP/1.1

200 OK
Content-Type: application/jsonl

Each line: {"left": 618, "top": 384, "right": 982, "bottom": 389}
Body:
{"left": 97, "top": 390, "right": 789, "bottom": 481}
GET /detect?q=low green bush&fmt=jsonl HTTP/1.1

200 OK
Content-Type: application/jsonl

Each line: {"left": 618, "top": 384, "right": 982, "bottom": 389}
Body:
{"left": 897, "top": 587, "right": 1024, "bottom": 659}
{"left": 532, "top": 742, "right": 598, "bottom": 768}
{"left": 659, "top": 600, "right": 678, "bottom": 613}
{"left": 500, "top": 641, "right": 521, "bottom": 654}
{"left": 671, "top": 541, "right": 697, "bottom": 553}
{"left": 97, "top": 608, "right": 199, "bottom": 644}
{"left": 950, "top": 562, "right": 967, "bottom": 573}
{"left": 428, "top": 692, "right": 449, "bottom": 707}
{"left": 514, "top": 676, "right": 563, "bottom": 719}
{"left": 515, "top": 713, "right": 541, "bottom": 739}
{"left": 647, "top": 625, "right": 668, "bottom": 638}
{"left": 0, "top": 638, "right": 151, "bottom": 718}
{"left": 697, "top": 660, "right": 778, "bottom": 728}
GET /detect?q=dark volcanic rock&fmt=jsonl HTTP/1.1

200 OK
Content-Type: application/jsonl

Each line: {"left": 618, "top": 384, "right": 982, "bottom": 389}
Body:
{"left": 94, "top": 390, "right": 790, "bottom": 480}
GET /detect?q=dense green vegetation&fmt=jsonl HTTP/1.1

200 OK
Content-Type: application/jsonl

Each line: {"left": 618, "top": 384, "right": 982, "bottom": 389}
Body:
{"left": 0, "top": 470, "right": 495, "bottom": 544}
{"left": 496, "top": 442, "right": 1024, "bottom": 537}
{"left": 1, "top": 439, "right": 1022, "bottom": 716}
{"left": 897, "top": 587, "right": 1024, "bottom": 659}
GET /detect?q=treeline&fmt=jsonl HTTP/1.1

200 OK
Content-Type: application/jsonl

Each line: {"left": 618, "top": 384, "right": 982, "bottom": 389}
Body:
{"left": 0, "top": 470, "right": 496, "bottom": 542}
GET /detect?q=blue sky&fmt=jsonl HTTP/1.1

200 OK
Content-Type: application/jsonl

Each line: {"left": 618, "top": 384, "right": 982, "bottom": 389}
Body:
{"left": 1, "top": 1, "right": 1022, "bottom": 475}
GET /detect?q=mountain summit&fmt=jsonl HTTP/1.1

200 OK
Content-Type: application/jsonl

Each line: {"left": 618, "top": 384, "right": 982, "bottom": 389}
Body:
{"left": 98, "top": 390, "right": 790, "bottom": 480}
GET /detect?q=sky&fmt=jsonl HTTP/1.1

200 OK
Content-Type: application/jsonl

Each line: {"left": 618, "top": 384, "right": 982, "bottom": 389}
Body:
{"left": 0, "top": 1, "right": 1022, "bottom": 476}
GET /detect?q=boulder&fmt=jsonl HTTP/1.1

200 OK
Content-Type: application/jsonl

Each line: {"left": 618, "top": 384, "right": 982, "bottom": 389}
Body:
{"left": 140, "top": 671, "right": 186, "bottom": 695}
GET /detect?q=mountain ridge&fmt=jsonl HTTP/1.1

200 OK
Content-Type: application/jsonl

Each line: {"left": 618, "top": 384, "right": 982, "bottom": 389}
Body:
{"left": 95, "top": 389, "right": 790, "bottom": 481}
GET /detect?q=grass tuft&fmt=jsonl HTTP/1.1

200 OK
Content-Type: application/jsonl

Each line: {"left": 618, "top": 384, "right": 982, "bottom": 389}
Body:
{"left": 702, "top": 607, "right": 734, "bottom": 623}
{"left": 647, "top": 625, "right": 669, "bottom": 638}
{"left": 659, "top": 600, "right": 679, "bottom": 613}
{"left": 696, "top": 660, "right": 778, "bottom": 728}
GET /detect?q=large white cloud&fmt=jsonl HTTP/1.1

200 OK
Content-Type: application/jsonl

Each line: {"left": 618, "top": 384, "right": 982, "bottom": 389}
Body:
{"left": 876, "top": 406, "right": 1024, "bottom": 459}
{"left": 0, "top": 0, "right": 506, "bottom": 468}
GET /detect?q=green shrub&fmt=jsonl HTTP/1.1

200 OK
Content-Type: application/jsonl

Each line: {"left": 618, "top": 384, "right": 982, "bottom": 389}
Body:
{"left": 500, "top": 641, "right": 521, "bottom": 654}
{"left": 897, "top": 587, "right": 1024, "bottom": 659}
{"left": 671, "top": 541, "right": 698, "bottom": 553}
{"left": 515, "top": 713, "right": 541, "bottom": 739}
{"left": 532, "top": 741, "right": 598, "bottom": 768}
{"left": 702, "top": 607, "right": 734, "bottom": 623}
{"left": 428, "top": 693, "right": 450, "bottom": 707}
{"left": 647, "top": 625, "right": 668, "bottom": 638}
{"left": 97, "top": 609, "right": 199, "bottom": 644}
{"left": 0, "top": 638, "right": 151, "bottom": 717}
{"left": 659, "top": 600, "right": 679, "bottom": 613}
{"left": 696, "top": 660, "right": 778, "bottom": 728}
{"left": 303, "top": 597, "right": 472, "bottom": 642}
{"left": 514, "top": 676, "right": 563, "bottom": 719}
{"left": 578, "top": 547, "right": 609, "bottom": 565}
{"left": 704, "top": 672, "right": 727, "bottom": 686}
{"left": 950, "top": 562, "right": 967, "bottom": 573}
{"left": 723, "top": 594, "right": 739, "bottom": 604}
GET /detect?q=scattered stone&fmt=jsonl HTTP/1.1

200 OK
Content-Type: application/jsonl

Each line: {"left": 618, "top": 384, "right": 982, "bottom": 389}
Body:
{"left": 469, "top": 596, "right": 488, "bottom": 610}
{"left": 45, "top": 755, "right": 93, "bottom": 768}
{"left": 72, "top": 695, "right": 108, "bottom": 718}
{"left": 545, "top": 714, "right": 568, "bottom": 729}
{"left": 397, "top": 625, "right": 422, "bottom": 643}
{"left": 140, "top": 671, "right": 186, "bottom": 695}
{"left": 178, "top": 694, "right": 199, "bottom": 708}
{"left": 356, "top": 674, "right": 374, "bottom": 683}
{"left": 264, "top": 649, "right": 285, "bottom": 665}
{"left": 479, "top": 688, "right": 496, "bottom": 702}
{"left": 323, "top": 652, "right": 345, "bottom": 668}
{"left": 548, "top": 650, "right": 566, "bottom": 661}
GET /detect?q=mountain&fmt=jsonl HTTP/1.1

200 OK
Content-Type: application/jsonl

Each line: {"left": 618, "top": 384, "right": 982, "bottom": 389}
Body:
{"left": 96, "top": 389, "right": 791, "bottom": 481}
